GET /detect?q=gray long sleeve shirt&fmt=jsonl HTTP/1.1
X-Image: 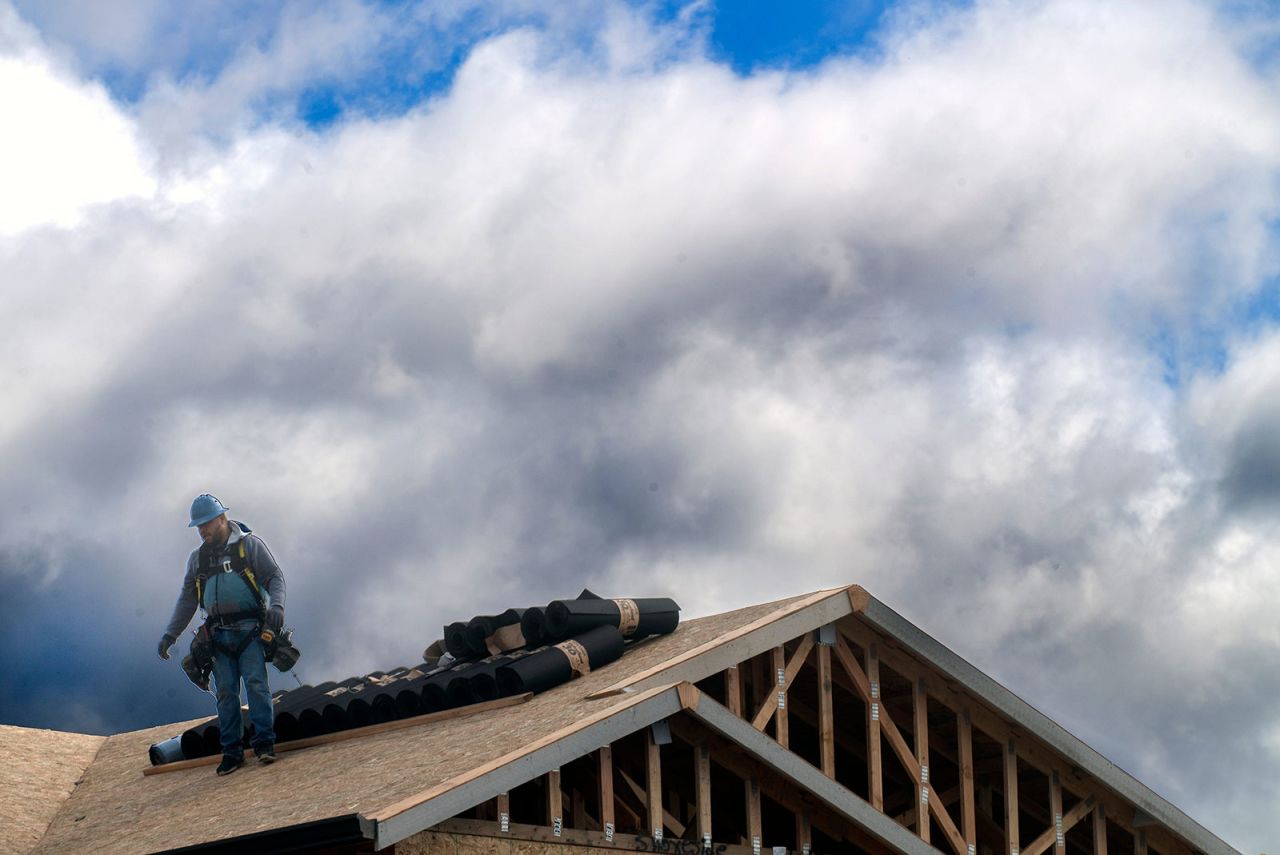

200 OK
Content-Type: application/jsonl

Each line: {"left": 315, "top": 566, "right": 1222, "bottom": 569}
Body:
{"left": 163, "top": 520, "right": 286, "bottom": 640}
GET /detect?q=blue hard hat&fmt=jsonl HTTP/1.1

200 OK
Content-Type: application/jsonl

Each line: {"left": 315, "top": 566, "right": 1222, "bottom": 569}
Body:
{"left": 188, "top": 494, "right": 229, "bottom": 527}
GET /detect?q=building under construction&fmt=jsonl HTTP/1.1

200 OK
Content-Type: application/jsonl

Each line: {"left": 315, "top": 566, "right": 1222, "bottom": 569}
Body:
{"left": 0, "top": 585, "right": 1238, "bottom": 854}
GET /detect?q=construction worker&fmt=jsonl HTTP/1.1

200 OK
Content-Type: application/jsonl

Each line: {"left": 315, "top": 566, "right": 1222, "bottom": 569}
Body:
{"left": 158, "top": 494, "right": 287, "bottom": 776}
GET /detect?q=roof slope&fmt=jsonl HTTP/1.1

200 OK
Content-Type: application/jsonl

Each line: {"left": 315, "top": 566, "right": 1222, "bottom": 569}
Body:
{"left": 30, "top": 591, "right": 823, "bottom": 854}
{"left": 0, "top": 725, "right": 104, "bottom": 855}
{"left": 15, "top": 585, "right": 1238, "bottom": 854}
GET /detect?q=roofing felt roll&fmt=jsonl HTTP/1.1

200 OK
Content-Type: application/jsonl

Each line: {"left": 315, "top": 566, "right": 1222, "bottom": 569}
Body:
{"left": 542, "top": 596, "right": 680, "bottom": 641}
{"left": 443, "top": 621, "right": 472, "bottom": 660}
{"left": 465, "top": 607, "right": 527, "bottom": 655}
{"left": 495, "top": 625, "right": 625, "bottom": 696}
{"left": 519, "top": 607, "right": 548, "bottom": 648}
{"left": 148, "top": 735, "right": 185, "bottom": 766}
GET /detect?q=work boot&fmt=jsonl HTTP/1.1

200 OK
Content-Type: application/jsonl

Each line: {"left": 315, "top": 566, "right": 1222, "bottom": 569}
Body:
{"left": 215, "top": 755, "right": 243, "bottom": 776}
{"left": 256, "top": 746, "right": 276, "bottom": 765}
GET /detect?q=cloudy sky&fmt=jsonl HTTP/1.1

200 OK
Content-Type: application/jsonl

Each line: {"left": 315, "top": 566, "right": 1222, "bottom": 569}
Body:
{"left": 1, "top": 0, "right": 1278, "bottom": 848}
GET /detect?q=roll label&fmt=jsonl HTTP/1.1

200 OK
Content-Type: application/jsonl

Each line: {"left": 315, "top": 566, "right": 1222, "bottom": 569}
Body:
{"left": 612, "top": 598, "right": 641, "bottom": 635}
{"left": 555, "top": 639, "right": 592, "bottom": 676}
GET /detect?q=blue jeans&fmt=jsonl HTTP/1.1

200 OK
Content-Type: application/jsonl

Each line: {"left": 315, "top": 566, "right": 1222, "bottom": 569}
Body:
{"left": 210, "top": 626, "right": 275, "bottom": 758}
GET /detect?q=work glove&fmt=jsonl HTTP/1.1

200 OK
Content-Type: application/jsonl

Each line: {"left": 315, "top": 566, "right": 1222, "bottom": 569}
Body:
{"left": 265, "top": 606, "right": 284, "bottom": 634}
{"left": 158, "top": 634, "right": 175, "bottom": 660}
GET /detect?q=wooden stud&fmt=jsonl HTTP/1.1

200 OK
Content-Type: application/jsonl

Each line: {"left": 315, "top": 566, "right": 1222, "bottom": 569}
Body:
{"left": 1093, "top": 804, "right": 1107, "bottom": 855}
{"left": 959, "top": 708, "right": 976, "bottom": 855}
{"left": 497, "top": 791, "right": 511, "bottom": 834}
{"left": 647, "top": 728, "right": 664, "bottom": 841}
{"left": 696, "top": 742, "right": 713, "bottom": 851}
{"left": 619, "top": 766, "right": 687, "bottom": 837}
{"left": 772, "top": 645, "right": 789, "bottom": 748}
{"left": 1134, "top": 829, "right": 1147, "bottom": 855}
{"left": 796, "top": 810, "right": 812, "bottom": 854}
{"left": 745, "top": 777, "right": 762, "bottom": 853}
{"left": 817, "top": 643, "right": 836, "bottom": 777}
{"left": 599, "top": 746, "right": 616, "bottom": 842}
{"left": 726, "top": 665, "right": 743, "bottom": 717}
{"left": 914, "top": 677, "right": 930, "bottom": 845}
{"left": 548, "top": 768, "right": 563, "bottom": 836}
{"left": 866, "top": 642, "right": 884, "bottom": 811}
{"left": 1004, "top": 739, "right": 1020, "bottom": 855}
{"left": 1049, "top": 772, "right": 1064, "bottom": 855}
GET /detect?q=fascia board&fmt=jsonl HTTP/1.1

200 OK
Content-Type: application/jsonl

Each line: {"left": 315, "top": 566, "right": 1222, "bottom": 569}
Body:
{"left": 685, "top": 689, "right": 936, "bottom": 855}
{"left": 367, "top": 684, "right": 687, "bottom": 850}
{"left": 856, "top": 595, "right": 1239, "bottom": 855}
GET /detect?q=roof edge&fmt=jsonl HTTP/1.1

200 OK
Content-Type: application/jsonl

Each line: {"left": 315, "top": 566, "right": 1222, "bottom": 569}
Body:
{"left": 365, "top": 682, "right": 691, "bottom": 849}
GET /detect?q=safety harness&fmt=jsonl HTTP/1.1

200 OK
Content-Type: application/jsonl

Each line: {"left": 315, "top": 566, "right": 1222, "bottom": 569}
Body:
{"left": 195, "top": 535, "right": 266, "bottom": 660}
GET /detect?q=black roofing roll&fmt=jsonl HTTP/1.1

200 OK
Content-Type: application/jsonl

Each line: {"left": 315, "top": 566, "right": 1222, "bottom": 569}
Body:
{"left": 465, "top": 608, "right": 527, "bottom": 656}
{"left": 496, "top": 625, "right": 625, "bottom": 696}
{"left": 444, "top": 620, "right": 473, "bottom": 660}
{"left": 177, "top": 716, "right": 219, "bottom": 759}
{"left": 520, "top": 607, "right": 547, "bottom": 648}
{"left": 543, "top": 596, "right": 679, "bottom": 641}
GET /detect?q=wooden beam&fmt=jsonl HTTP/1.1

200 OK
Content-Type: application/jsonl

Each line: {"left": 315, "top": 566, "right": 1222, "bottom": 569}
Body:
{"left": 726, "top": 664, "right": 743, "bottom": 717}
{"left": 1134, "top": 829, "right": 1148, "bottom": 855}
{"left": 867, "top": 642, "right": 884, "bottom": 811}
{"left": 796, "top": 810, "right": 812, "bottom": 855}
{"left": 817, "top": 643, "right": 835, "bottom": 777}
{"left": 745, "top": 777, "right": 762, "bottom": 853}
{"left": 547, "top": 768, "right": 563, "bottom": 836}
{"left": 1049, "top": 772, "right": 1064, "bottom": 855}
{"left": 497, "top": 792, "right": 511, "bottom": 834}
{"left": 914, "top": 678, "right": 930, "bottom": 846}
{"left": 1004, "top": 739, "right": 1020, "bottom": 855}
{"left": 599, "top": 746, "right": 616, "bottom": 842}
{"left": 959, "top": 708, "right": 976, "bottom": 855}
{"left": 646, "top": 729, "right": 664, "bottom": 841}
{"left": 1093, "top": 804, "right": 1107, "bottom": 855}
{"left": 142, "top": 692, "right": 533, "bottom": 775}
{"left": 696, "top": 742, "right": 712, "bottom": 851}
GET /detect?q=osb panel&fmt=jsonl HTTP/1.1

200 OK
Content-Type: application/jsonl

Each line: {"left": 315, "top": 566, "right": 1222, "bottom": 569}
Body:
{"left": 31, "top": 593, "right": 812, "bottom": 854}
{"left": 0, "top": 724, "right": 104, "bottom": 855}
{"left": 399, "top": 830, "right": 611, "bottom": 855}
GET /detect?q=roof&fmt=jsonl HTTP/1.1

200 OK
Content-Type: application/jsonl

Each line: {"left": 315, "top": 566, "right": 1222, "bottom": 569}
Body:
{"left": 0, "top": 724, "right": 104, "bottom": 855}
{"left": 3, "top": 585, "right": 1239, "bottom": 855}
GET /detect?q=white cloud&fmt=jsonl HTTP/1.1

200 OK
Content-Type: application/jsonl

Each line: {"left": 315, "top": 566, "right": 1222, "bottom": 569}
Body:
{"left": 0, "top": 4, "right": 155, "bottom": 235}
